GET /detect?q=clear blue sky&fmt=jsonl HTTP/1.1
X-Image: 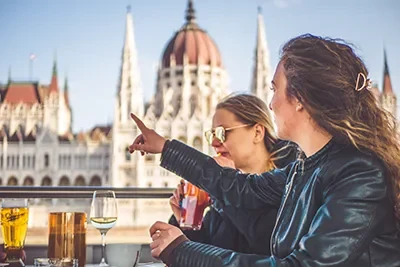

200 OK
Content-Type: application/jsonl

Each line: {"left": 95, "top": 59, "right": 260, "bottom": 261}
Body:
{"left": 0, "top": 0, "right": 399, "bottom": 132}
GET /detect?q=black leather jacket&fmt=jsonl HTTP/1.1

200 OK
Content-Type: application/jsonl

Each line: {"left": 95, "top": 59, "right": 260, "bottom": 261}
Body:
{"left": 168, "top": 140, "right": 298, "bottom": 255}
{"left": 160, "top": 139, "right": 400, "bottom": 267}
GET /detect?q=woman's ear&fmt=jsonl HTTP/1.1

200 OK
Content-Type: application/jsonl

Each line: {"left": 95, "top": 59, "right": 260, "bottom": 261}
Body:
{"left": 254, "top": 124, "right": 265, "bottom": 144}
{"left": 295, "top": 99, "right": 304, "bottom": 112}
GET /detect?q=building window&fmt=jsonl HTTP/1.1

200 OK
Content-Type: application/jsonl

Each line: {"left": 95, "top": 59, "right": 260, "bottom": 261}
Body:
{"left": 147, "top": 182, "right": 152, "bottom": 188}
{"left": 41, "top": 176, "right": 52, "bottom": 186}
{"left": 7, "top": 177, "right": 18, "bottom": 186}
{"left": 89, "top": 176, "right": 102, "bottom": 186}
{"left": 23, "top": 177, "right": 34, "bottom": 186}
{"left": 163, "top": 182, "right": 169, "bottom": 188}
{"left": 89, "top": 155, "right": 102, "bottom": 169}
{"left": 146, "top": 169, "right": 153, "bottom": 177}
{"left": 125, "top": 147, "right": 131, "bottom": 161}
{"left": 0, "top": 155, "right": 3, "bottom": 168}
{"left": 59, "top": 176, "right": 70, "bottom": 186}
{"left": 44, "top": 154, "right": 49, "bottom": 168}
{"left": 177, "top": 81, "right": 182, "bottom": 87}
{"left": 193, "top": 137, "right": 202, "bottom": 151}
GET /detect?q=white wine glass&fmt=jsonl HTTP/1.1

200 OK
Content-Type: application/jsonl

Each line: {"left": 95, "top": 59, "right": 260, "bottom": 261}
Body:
{"left": 90, "top": 190, "right": 118, "bottom": 267}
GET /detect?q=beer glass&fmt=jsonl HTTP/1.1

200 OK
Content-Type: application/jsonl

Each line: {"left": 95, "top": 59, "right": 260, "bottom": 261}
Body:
{"left": 179, "top": 181, "right": 210, "bottom": 230}
{"left": 0, "top": 199, "right": 29, "bottom": 265}
{"left": 90, "top": 191, "right": 118, "bottom": 267}
{"left": 47, "top": 212, "right": 86, "bottom": 267}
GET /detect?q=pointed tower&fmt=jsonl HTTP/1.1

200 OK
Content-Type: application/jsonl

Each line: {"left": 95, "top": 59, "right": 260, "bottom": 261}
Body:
{"left": 49, "top": 59, "right": 58, "bottom": 93}
{"left": 43, "top": 58, "right": 60, "bottom": 134}
{"left": 64, "top": 76, "right": 70, "bottom": 107}
{"left": 59, "top": 75, "right": 73, "bottom": 134}
{"left": 8, "top": 66, "right": 11, "bottom": 83}
{"left": 110, "top": 6, "right": 144, "bottom": 187}
{"left": 250, "top": 7, "right": 272, "bottom": 104}
{"left": 117, "top": 5, "right": 144, "bottom": 122}
{"left": 380, "top": 49, "right": 397, "bottom": 117}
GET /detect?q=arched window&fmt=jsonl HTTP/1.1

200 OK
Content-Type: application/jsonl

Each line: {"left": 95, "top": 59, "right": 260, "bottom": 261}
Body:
{"left": 125, "top": 147, "right": 131, "bottom": 161}
{"left": 7, "top": 177, "right": 18, "bottom": 186}
{"left": 44, "top": 153, "right": 49, "bottom": 168}
{"left": 23, "top": 176, "right": 34, "bottom": 186}
{"left": 89, "top": 176, "right": 101, "bottom": 186}
{"left": 193, "top": 137, "right": 202, "bottom": 151}
{"left": 74, "top": 176, "right": 86, "bottom": 186}
{"left": 177, "top": 136, "right": 187, "bottom": 144}
{"left": 59, "top": 176, "right": 70, "bottom": 186}
{"left": 41, "top": 176, "right": 52, "bottom": 186}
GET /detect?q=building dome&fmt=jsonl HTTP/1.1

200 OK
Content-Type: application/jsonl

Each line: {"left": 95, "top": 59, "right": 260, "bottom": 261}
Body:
{"left": 161, "top": 0, "right": 222, "bottom": 68}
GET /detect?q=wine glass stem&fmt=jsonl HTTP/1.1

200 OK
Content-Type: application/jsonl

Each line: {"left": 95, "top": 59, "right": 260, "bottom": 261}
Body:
{"left": 100, "top": 232, "right": 107, "bottom": 266}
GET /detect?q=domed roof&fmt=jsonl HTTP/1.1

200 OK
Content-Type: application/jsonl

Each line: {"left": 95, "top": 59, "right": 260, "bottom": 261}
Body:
{"left": 161, "top": 0, "right": 222, "bottom": 68}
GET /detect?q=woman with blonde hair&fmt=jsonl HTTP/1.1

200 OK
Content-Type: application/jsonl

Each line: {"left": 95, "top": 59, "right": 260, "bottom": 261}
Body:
{"left": 168, "top": 93, "right": 296, "bottom": 255}
{"left": 130, "top": 34, "right": 400, "bottom": 266}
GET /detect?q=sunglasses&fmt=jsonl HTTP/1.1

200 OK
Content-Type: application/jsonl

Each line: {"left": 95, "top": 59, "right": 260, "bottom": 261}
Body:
{"left": 204, "top": 124, "right": 251, "bottom": 145}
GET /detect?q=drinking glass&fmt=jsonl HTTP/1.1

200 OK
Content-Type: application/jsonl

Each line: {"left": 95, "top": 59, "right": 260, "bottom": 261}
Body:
{"left": 179, "top": 181, "right": 210, "bottom": 230}
{"left": 47, "top": 212, "right": 87, "bottom": 267}
{"left": 90, "top": 191, "right": 118, "bottom": 267}
{"left": 0, "top": 199, "right": 29, "bottom": 266}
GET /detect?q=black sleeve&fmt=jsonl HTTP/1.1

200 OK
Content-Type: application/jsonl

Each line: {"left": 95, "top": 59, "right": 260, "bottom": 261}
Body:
{"left": 160, "top": 140, "right": 288, "bottom": 209}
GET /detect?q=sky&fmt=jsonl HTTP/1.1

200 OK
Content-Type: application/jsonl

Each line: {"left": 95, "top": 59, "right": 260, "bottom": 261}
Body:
{"left": 0, "top": 0, "right": 399, "bottom": 133}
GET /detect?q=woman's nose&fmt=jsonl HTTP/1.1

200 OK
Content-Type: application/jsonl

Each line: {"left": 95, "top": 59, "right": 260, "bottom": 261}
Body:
{"left": 211, "top": 137, "right": 222, "bottom": 148}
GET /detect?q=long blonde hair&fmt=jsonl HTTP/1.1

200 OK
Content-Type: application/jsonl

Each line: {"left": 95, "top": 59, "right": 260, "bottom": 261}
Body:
{"left": 280, "top": 34, "right": 400, "bottom": 221}
{"left": 216, "top": 93, "right": 291, "bottom": 171}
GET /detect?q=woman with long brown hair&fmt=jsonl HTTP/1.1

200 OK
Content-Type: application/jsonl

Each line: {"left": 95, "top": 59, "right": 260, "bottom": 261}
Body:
{"left": 130, "top": 34, "right": 400, "bottom": 266}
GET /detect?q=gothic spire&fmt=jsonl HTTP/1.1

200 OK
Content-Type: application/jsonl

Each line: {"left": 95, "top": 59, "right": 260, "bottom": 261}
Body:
{"left": 8, "top": 65, "right": 11, "bottom": 82}
{"left": 250, "top": 6, "right": 272, "bottom": 103}
{"left": 185, "top": 0, "right": 196, "bottom": 23}
{"left": 49, "top": 57, "right": 58, "bottom": 93}
{"left": 63, "top": 75, "right": 70, "bottom": 106}
{"left": 382, "top": 48, "right": 393, "bottom": 95}
{"left": 116, "top": 6, "right": 144, "bottom": 123}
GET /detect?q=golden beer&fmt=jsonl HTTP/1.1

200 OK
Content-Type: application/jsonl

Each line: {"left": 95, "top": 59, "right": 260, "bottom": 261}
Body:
{"left": 0, "top": 199, "right": 29, "bottom": 264}
{"left": 47, "top": 212, "right": 87, "bottom": 267}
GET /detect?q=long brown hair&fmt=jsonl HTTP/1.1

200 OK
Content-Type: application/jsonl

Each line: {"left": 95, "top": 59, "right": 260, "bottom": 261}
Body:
{"left": 280, "top": 34, "right": 400, "bottom": 221}
{"left": 216, "top": 93, "right": 292, "bottom": 171}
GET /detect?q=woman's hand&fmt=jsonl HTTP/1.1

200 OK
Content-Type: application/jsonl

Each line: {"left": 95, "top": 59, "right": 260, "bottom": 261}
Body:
{"left": 169, "top": 180, "right": 184, "bottom": 222}
{"left": 129, "top": 113, "right": 167, "bottom": 154}
{"left": 149, "top": 221, "right": 185, "bottom": 259}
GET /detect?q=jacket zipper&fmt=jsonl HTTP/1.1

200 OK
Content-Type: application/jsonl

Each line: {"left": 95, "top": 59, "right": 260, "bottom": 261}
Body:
{"left": 269, "top": 163, "right": 298, "bottom": 254}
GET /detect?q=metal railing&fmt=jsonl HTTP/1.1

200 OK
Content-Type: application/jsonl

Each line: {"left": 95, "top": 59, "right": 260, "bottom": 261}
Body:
{"left": 0, "top": 186, "right": 173, "bottom": 199}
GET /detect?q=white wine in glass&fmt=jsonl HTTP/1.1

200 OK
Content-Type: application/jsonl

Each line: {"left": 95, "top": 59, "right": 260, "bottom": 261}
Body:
{"left": 90, "top": 190, "right": 118, "bottom": 267}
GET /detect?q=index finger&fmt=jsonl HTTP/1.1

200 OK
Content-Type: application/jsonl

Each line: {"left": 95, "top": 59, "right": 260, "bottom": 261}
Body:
{"left": 149, "top": 221, "right": 171, "bottom": 236}
{"left": 130, "top": 113, "right": 148, "bottom": 132}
